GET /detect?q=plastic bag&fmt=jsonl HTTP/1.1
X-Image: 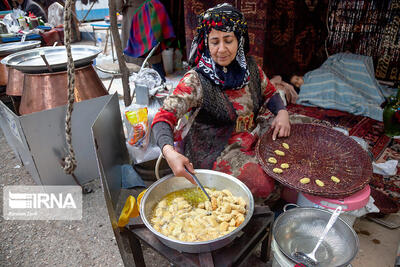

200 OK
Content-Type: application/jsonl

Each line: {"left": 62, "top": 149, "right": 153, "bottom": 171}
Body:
{"left": 125, "top": 63, "right": 167, "bottom": 164}
{"left": 125, "top": 104, "right": 150, "bottom": 149}
{"left": 48, "top": 2, "right": 64, "bottom": 27}
{"left": 125, "top": 96, "right": 163, "bottom": 164}
{"left": 129, "top": 68, "right": 162, "bottom": 95}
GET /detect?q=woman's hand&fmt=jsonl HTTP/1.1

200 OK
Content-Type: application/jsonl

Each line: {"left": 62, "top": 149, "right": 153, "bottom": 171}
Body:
{"left": 271, "top": 110, "right": 290, "bottom": 140}
{"left": 282, "top": 82, "right": 298, "bottom": 104}
{"left": 162, "top": 145, "right": 196, "bottom": 184}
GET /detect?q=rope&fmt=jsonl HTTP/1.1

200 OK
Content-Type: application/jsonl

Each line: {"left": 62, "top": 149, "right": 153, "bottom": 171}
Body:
{"left": 62, "top": 0, "right": 77, "bottom": 175}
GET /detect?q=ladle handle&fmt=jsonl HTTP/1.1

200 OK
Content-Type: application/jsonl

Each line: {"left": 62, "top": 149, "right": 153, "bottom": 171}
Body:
{"left": 311, "top": 206, "right": 342, "bottom": 254}
{"left": 39, "top": 50, "right": 53, "bottom": 72}
{"left": 184, "top": 167, "right": 211, "bottom": 202}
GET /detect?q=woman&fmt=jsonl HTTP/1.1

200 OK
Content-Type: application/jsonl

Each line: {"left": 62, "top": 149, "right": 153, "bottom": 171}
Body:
{"left": 152, "top": 3, "right": 290, "bottom": 198}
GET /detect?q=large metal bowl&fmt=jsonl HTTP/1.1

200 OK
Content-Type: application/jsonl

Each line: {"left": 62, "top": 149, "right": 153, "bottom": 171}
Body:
{"left": 140, "top": 169, "right": 254, "bottom": 253}
{"left": 273, "top": 206, "right": 359, "bottom": 267}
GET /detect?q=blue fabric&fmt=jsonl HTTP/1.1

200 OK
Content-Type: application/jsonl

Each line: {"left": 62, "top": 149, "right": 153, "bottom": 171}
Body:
{"left": 296, "top": 53, "right": 385, "bottom": 121}
{"left": 121, "top": 164, "right": 146, "bottom": 189}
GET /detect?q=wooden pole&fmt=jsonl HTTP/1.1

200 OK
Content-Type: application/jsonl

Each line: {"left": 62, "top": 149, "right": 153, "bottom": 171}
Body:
{"left": 108, "top": 0, "right": 131, "bottom": 107}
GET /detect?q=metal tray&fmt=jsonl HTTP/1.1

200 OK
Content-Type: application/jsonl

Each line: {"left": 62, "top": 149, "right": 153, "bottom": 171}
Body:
{"left": 1, "top": 45, "right": 102, "bottom": 73}
{"left": 0, "top": 41, "right": 41, "bottom": 56}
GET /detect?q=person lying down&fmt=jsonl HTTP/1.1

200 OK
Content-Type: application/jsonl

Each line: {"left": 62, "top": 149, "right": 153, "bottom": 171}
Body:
{"left": 288, "top": 53, "right": 387, "bottom": 121}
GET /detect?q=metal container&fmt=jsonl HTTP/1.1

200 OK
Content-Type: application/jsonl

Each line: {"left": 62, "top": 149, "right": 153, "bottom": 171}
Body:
{"left": 0, "top": 55, "right": 8, "bottom": 86}
{"left": 140, "top": 169, "right": 254, "bottom": 253}
{"left": 1, "top": 45, "right": 102, "bottom": 73}
{"left": 6, "top": 67, "right": 24, "bottom": 96}
{"left": 19, "top": 65, "right": 108, "bottom": 115}
{"left": 0, "top": 41, "right": 42, "bottom": 57}
{"left": 0, "top": 41, "right": 41, "bottom": 86}
{"left": 273, "top": 205, "right": 359, "bottom": 267}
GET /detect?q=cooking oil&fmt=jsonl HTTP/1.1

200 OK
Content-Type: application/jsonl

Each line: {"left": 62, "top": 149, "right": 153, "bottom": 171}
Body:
{"left": 163, "top": 187, "right": 209, "bottom": 207}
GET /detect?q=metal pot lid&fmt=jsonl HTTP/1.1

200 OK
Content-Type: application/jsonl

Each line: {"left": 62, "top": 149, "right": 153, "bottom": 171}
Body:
{"left": 0, "top": 40, "right": 41, "bottom": 56}
{"left": 1, "top": 45, "right": 102, "bottom": 73}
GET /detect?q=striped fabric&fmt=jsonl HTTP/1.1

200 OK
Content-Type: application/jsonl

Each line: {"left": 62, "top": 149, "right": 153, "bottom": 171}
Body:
{"left": 296, "top": 53, "right": 385, "bottom": 121}
{"left": 124, "top": 0, "right": 175, "bottom": 58}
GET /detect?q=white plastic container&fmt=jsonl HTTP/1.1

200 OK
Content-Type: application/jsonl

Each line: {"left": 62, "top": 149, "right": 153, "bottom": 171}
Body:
{"left": 161, "top": 48, "right": 174, "bottom": 75}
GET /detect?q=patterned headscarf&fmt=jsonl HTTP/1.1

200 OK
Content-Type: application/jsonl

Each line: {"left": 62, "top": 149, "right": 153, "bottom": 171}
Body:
{"left": 188, "top": 3, "right": 250, "bottom": 90}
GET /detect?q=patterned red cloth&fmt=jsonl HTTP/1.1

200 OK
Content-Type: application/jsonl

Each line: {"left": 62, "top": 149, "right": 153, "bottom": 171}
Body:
{"left": 152, "top": 65, "right": 279, "bottom": 198}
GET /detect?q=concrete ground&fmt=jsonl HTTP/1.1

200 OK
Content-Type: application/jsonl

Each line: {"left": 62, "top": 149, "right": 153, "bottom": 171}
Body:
{"left": 0, "top": 23, "right": 399, "bottom": 267}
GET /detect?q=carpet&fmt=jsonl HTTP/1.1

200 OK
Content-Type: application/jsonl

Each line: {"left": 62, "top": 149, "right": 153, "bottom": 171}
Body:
{"left": 183, "top": 0, "right": 329, "bottom": 76}
{"left": 326, "top": 0, "right": 400, "bottom": 82}
{"left": 286, "top": 104, "right": 391, "bottom": 160}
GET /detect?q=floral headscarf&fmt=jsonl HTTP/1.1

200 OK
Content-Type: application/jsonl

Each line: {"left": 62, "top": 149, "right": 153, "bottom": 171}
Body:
{"left": 188, "top": 3, "right": 250, "bottom": 90}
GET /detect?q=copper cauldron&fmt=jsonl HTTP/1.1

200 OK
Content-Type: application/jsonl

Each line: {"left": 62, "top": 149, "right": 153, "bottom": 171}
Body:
{"left": 0, "top": 55, "right": 8, "bottom": 86}
{"left": 6, "top": 67, "right": 25, "bottom": 96}
{"left": 0, "top": 41, "right": 41, "bottom": 86}
{"left": 19, "top": 64, "right": 108, "bottom": 115}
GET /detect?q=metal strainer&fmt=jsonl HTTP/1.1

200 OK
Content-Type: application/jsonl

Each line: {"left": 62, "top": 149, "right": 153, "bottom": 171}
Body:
{"left": 273, "top": 205, "right": 359, "bottom": 267}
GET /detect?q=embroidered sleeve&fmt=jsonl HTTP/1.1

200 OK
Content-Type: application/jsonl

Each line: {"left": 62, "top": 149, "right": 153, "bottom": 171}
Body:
{"left": 152, "top": 70, "right": 203, "bottom": 129}
{"left": 258, "top": 65, "right": 285, "bottom": 115}
{"left": 258, "top": 65, "right": 277, "bottom": 100}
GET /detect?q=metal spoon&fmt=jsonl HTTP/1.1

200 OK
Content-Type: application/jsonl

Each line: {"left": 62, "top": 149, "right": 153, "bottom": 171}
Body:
{"left": 292, "top": 206, "right": 342, "bottom": 266}
{"left": 184, "top": 167, "right": 211, "bottom": 202}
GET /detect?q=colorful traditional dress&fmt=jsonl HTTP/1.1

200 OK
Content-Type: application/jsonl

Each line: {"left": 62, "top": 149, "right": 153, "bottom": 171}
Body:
{"left": 152, "top": 3, "right": 287, "bottom": 199}
{"left": 152, "top": 59, "right": 283, "bottom": 198}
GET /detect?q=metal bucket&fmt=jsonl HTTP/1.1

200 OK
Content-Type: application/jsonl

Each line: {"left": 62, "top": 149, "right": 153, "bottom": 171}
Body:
{"left": 140, "top": 169, "right": 254, "bottom": 253}
{"left": 273, "top": 205, "right": 359, "bottom": 267}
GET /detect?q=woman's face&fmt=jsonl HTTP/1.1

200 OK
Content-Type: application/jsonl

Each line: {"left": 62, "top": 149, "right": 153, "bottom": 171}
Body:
{"left": 208, "top": 29, "right": 238, "bottom": 67}
{"left": 290, "top": 75, "right": 304, "bottom": 88}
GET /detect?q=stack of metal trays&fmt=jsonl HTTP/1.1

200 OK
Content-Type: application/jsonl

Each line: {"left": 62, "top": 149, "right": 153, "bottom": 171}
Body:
{"left": 1, "top": 45, "right": 102, "bottom": 73}
{"left": 0, "top": 41, "right": 41, "bottom": 56}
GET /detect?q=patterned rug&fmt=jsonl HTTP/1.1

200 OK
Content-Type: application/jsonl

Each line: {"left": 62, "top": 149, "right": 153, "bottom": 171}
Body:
{"left": 286, "top": 104, "right": 391, "bottom": 160}
{"left": 370, "top": 139, "right": 400, "bottom": 207}
{"left": 284, "top": 104, "right": 399, "bottom": 207}
{"left": 326, "top": 0, "right": 400, "bottom": 82}
{"left": 183, "top": 0, "right": 329, "bottom": 77}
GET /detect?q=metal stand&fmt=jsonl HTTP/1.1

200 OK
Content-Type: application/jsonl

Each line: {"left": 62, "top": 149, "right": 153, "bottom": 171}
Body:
{"left": 126, "top": 206, "right": 274, "bottom": 267}
{"left": 90, "top": 96, "right": 274, "bottom": 266}
{"left": 91, "top": 21, "right": 121, "bottom": 62}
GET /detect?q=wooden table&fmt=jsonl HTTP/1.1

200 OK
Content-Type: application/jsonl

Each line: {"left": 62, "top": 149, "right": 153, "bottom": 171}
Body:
{"left": 127, "top": 205, "right": 274, "bottom": 267}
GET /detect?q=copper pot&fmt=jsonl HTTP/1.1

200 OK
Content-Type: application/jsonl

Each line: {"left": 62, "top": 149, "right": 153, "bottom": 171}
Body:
{"left": 20, "top": 65, "right": 108, "bottom": 115}
{"left": 0, "top": 55, "right": 8, "bottom": 86}
{"left": 6, "top": 67, "right": 25, "bottom": 96}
